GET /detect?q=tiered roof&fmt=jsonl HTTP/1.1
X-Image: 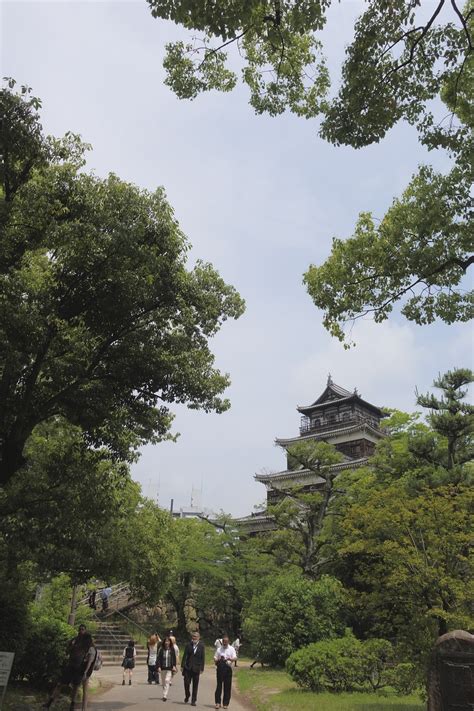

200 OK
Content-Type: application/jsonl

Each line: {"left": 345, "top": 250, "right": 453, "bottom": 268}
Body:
{"left": 296, "top": 376, "right": 385, "bottom": 417}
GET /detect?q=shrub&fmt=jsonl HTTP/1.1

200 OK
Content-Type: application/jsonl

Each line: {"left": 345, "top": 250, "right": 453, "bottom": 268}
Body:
{"left": 286, "top": 630, "right": 364, "bottom": 692}
{"left": 359, "top": 638, "right": 393, "bottom": 691}
{"left": 287, "top": 632, "right": 401, "bottom": 693}
{"left": 15, "top": 617, "right": 75, "bottom": 687}
{"left": 384, "top": 662, "right": 420, "bottom": 695}
{"left": 243, "top": 574, "right": 346, "bottom": 666}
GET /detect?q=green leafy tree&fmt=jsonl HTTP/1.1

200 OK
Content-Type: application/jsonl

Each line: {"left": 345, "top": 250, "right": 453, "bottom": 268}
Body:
{"left": 327, "top": 371, "right": 473, "bottom": 665}
{"left": 243, "top": 573, "right": 346, "bottom": 665}
{"left": 148, "top": 3, "right": 473, "bottom": 341}
{"left": 0, "top": 419, "right": 178, "bottom": 607}
{"left": 164, "top": 518, "right": 233, "bottom": 632}
{"left": 149, "top": 1, "right": 471, "bottom": 136}
{"left": 0, "top": 419, "right": 136, "bottom": 581}
{"left": 304, "top": 154, "right": 473, "bottom": 343}
{"left": 339, "top": 481, "right": 473, "bottom": 642}
{"left": 268, "top": 440, "right": 344, "bottom": 578}
{"left": 416, "top": 367, "right": 473, "bottom": 470}
{"left": 0, "top": 81, "right": 245, "bottom": 485}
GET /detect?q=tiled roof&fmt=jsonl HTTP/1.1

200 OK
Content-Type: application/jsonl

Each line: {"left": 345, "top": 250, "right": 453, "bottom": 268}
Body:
{"left": 254, "top": 457, "right": 369, "bottom": 483}
{"left": 276, "top": 420, "right": 384, "bottom": 446}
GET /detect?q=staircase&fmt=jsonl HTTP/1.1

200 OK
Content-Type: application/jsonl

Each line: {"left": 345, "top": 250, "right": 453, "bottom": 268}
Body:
{"left": 94, "top": 620, "right": 148, "bottom": 666}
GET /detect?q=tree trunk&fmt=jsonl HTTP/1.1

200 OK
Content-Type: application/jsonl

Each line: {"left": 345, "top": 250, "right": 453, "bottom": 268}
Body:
{"left": 68, "top": 584, "right": 79, "bottom": 626}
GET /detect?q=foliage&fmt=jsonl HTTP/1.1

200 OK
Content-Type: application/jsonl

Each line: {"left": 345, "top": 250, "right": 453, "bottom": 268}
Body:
{"left": 149, "top": 2, "right": 471, "bottom": 136}
{"left": 0, "top": 81, "right": 244, "bottom": 486}
{"left": 384, "top": 663, "right": 420, "bottom": 697}
{"left": 13, "top": 617, "right": 75, "bottom": 687}
{"left": 304, "top": 158, "right": 473, "bottom": 343}
{"left": 286, "top": 631, "right": 364, "bottom": 692}
{"left": 153, "top": 1, "right": 330, "bottom": 119}
{"left": 359, "top": 638, "right": 395, "bottom": 692}
{"left": 121, "top": 499, "right": 178, "bottom": 603}
{"left": 336, "top": 480, "right": 473, "bottom": 651}
{"left": 31, "top": 575, "right": 92, "bottom": 629}
{"left": 146, "top": 4, "right": 473, "bottom": 339}
{"left": 0, "top": 419, "right": 139, "bottom": 582}
{"left": 164, "top": 517, "right": 240, "bottom": 634}
{"left": 416, "top": 367, "right": 473, "bottom": 470}
{"left": 243, "top": 573, "right": 345, "bottom": 665}
{"left": 287, "top": 633, "right": 413, "bottom": 693}
{"left": 0, "top": 560, "right": 32, "bottom": 658}
{"left": 268, "top": 440, "right": 344, "bottom": 577}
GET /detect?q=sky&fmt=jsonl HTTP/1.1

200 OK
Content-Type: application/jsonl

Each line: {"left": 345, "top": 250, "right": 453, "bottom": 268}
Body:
{"left": 2, "top": 1, "right": 472, "bottom": 516}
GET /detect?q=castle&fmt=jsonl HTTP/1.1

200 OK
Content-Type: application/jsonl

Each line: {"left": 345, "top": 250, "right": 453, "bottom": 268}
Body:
{"left": 236, "top": 375, "right": 386, "bottom": 534}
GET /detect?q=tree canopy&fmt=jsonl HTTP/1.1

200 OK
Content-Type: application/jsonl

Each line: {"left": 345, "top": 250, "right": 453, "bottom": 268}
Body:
{"left": 0, "top": 81, "right": 245, "bottom": 485}
{"left": 150, "top": 1, "right": 472, "bottom": 140}
{"left": 149, "top": 2, "right": 473, "bottom": 342}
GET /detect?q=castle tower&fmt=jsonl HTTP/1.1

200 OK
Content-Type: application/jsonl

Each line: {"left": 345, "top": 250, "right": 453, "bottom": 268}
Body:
{"left": 236, "top": 376, "right": 386, "bottom": 534}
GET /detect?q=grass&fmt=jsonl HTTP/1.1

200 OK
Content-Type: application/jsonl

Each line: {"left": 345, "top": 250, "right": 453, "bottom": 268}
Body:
{"left": 236, "top": 667, "right": 425, "bottom": 711}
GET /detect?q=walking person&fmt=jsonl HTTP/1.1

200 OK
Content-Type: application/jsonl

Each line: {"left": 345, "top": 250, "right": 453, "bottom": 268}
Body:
{"left": 121, "top": 640, "right": 136, "bottom": 685}
{"left": 88, "top": 589, "right": 96, "bottom": 610}
{"left": 214, "top": 634, "right": 236, "bottom": 709}
{"left": 169, "top": 635, "right": 179, "bottom": 684}
{"left": 146, "top": 634, "right": 160, "bottom": 684}
{"left": 181, "top": 631, "right": 205, "bottom": 707}
{"left": 232, "top": 636, "right": 241, "bottom": 667}
{"left": 157, "top": 636, "right": 177, "bottom": 702}
{"left": 79, "top": 634, "right": 97, "bottom": 711}
{"left": 100, "top": 586, "right": 112, "bottom": 612}
{"left": 42, "top": 626, "right": 96, "bottom": 711}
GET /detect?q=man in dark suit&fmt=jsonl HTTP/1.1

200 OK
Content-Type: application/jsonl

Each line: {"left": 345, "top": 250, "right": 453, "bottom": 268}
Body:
{"left": 181, "top": 631, "right": 205, "bottom": 706}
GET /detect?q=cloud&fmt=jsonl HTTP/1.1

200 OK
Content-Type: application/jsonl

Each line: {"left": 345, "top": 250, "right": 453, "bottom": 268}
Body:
{"left": 289, "top": 319, "right": 431, "bottom": 412}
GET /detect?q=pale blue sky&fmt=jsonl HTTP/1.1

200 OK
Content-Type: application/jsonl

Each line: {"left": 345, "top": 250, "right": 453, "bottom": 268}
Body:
{"left": 3, "top": 1, "right": 472, "bottom": 515}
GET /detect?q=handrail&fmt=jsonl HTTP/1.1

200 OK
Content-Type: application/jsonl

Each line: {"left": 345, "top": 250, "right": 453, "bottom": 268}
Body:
{"left": 113, "top": 608, "right": 151, "bottom": 639}
{"left": 77, "top": 581, "right": 130, "bottom": 608}
{"left": 90, "top": 613, "right": 125, "bottom": 648}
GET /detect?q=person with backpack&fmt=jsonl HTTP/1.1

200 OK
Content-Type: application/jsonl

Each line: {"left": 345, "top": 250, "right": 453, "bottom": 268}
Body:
{"left": 121, "top": 640, "right": 136, "bottom": 685}
{"left": 80, "top": 633, "right": 97, "bottom": 711}
{"left": 42, "top": 627, "right": 96, "bottom": 711}
{"left": 157, "top": 636, "right": 177, "bottom": 702}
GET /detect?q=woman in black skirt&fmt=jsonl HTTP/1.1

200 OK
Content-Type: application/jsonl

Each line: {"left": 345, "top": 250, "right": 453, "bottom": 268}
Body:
{"left": 121, "top": 640, "right": 136, "bottom": 685}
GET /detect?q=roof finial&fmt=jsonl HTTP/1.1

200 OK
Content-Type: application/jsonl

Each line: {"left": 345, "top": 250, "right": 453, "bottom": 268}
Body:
{"left": 354, "top": 386, "right": 359, "bottom": 396}
{"left": 327, "top": 373, "right": 333, "bottom": 386}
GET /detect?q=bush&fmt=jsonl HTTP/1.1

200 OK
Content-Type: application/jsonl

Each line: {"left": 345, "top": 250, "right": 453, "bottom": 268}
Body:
{"left": 359, "top": 638, "right": 393, "bottom": 691}
{"left": 243, "top": 574, "right": 346, "bottom": 666}
{"left": 384, "top": 662, "right": 420, "bottom": 695}
{"left": 0, "top": 567, "right": 31, "bottom": 660}
{"left": 286, "top": 631, "right": 364, "bottom": 692}
{"left": 287, "top": 632, "right": 399, "bottom": 693}
{"left": 15, "top": 617, "right": 75, "bottom": 687}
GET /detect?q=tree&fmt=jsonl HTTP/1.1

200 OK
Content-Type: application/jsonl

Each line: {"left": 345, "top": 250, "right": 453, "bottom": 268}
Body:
{"left": 304, "top": 153, "right": 473, "bottom": 344}
{"left": 0, "top": 418, "right": 178, "bottom": 602}
{"left": 268, "top": 440, "right": 344, "bottom": 578}
{"left": 416, "top": 367, "right": 473, "bottom": 470}
{"left": 149, "top": 2, "right": 471, "bottom": 135}
{"left": 164, "top": 518, "right": 234, "bottom": 633}
{"left": 338, "top": 481, "right": 473, "bottom": 644}
{"left": 0, "top": 81, "right": 245, "bottom": 485}
{"left": 148, "top": 3, "right": 473, "bottom": 341}
{"left": 243, "top": 573, "right": 345, "bottom": 665}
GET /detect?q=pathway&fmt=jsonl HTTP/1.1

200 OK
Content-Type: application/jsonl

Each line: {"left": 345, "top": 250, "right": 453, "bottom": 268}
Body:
{"left": 90, "top": 664, "right": 250, "bottom": 711}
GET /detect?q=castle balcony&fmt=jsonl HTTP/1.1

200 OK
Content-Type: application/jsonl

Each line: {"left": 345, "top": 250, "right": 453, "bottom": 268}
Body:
{"left": 299, "top": 413, "right": 381, "bottom": 436}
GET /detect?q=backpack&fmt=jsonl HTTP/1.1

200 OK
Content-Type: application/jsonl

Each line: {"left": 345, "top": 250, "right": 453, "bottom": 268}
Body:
{"left": 93, "top": 648, "right": 103, "bottom": 671}
{"left": 125, "top": 646, "right": 134, "bottom": 659}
